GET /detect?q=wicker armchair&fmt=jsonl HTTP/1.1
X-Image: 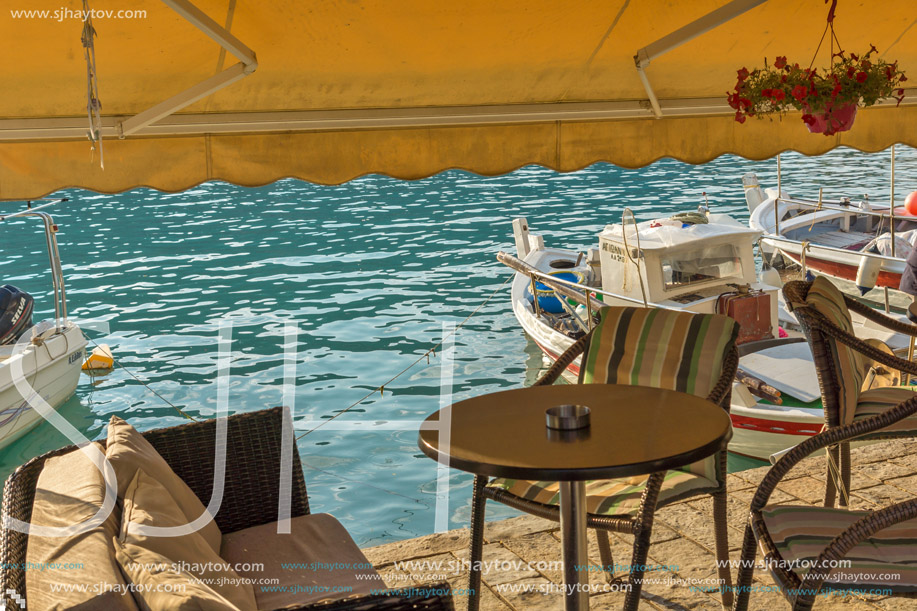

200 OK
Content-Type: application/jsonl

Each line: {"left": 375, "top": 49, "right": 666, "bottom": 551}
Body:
{"left": 468, "top": 307, "right": 740, "bottom": 611}
{"left": 0, "top": 407, "right": 454, "bottom": 611}
{"left": 733, "top": 394, "right": 917, "bottom": 610}
{"left": 783, "top": 279, "right": 917, "bottom": 507}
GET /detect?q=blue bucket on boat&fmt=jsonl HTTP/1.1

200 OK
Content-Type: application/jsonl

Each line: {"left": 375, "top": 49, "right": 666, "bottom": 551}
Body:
{"left": 528, "top": 271, "right": 583, "bottom": 313}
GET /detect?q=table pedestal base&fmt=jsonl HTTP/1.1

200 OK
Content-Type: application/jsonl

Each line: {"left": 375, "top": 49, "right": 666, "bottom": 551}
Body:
{"left": 559, "top": 481, "right": 588, "bottom": 611}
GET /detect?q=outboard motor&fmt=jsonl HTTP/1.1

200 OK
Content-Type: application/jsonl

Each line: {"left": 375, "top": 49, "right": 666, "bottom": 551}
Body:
{"left": 0, "top": 285, "right": 34, "bottom": 345}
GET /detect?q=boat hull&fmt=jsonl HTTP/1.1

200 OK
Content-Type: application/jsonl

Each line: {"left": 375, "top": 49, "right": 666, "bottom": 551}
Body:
{"left": 0, "top": 323, "right": 87, "bottom": 450}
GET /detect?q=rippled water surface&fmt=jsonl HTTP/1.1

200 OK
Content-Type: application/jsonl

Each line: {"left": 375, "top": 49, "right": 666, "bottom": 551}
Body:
{"left": 1, "top": 147, "right": 915, "bottom": 546}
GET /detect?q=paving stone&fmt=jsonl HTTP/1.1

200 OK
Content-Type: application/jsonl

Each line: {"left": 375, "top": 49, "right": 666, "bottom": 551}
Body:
{"left": 364, "top": 528, "right": 470, "bottom": 566}
{"left": 727, "top": 473, "right": 757, "bottom": 492}
{"left": 646, "top": 537, "right": 719, "bottom": 581}
{"left": 851, "top": 440, "right": 916, "bottom": 464}
{"left": 853, "top": 459, "right": 916, "bottom": 485}
{"left": 850, "top": 482, "right": 914, "bottom": 508}
{"left": 444, "top": 573, "right": 511, "bottom": 611}
{"left": 453, "top": 543, "right": 539, "bottom": 585}
{"left": 885, "top": 473, "right": 917, "bottom": 493}
{"left": 483, "top": 515, "right": 557, "bottom": 542}
{"left": 775, "top": 475, "right": 828, "bottom": 504}
{"left": 638, "top": 578, "right": 723, "bottom": 610}
{"left": 488, "top": 576, "right": 563, "bottom": 610}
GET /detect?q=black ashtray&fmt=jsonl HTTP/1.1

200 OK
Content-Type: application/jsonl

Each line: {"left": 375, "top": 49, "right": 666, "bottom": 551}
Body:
{"left": 545, "top": 405, "right": 591, "bottom": 430}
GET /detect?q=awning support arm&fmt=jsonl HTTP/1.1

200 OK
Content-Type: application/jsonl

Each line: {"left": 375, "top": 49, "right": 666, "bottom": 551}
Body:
{"left": 633, "top": 0, "right": 769, "bottom": 118}
{"left": 117, "top": 0, "right": 257, "bottom": 138}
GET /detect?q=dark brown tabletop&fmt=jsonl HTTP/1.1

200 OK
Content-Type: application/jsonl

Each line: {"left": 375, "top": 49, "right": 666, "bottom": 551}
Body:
{"left": 418, "top": 384, "right": 732, "bottom": 481}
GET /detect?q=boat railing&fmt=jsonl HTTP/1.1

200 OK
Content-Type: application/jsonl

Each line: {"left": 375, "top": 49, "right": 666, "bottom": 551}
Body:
{"left": 0, "top": 199, "right": 69, "bottom": 332}
{"left": 496, "top": 251, "right": 678, "bottom": 328}
{"left": 772, "top": 195, "right": 917, "bottom": 259}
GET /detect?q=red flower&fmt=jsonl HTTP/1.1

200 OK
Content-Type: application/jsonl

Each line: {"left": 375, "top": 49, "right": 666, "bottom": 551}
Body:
{"left": 739, "top": 97, "right": 753, "bottom": 110}
{"left": 791, "top": 85, "right": 808, "bottom": 101}
{"left": 737, "top": 67, "right": 750, "bottom": 82}
{"left": 869, "top": 44, "right": 878, "bottom": 55}
{"left": 901, "top": 74, "right": 908, "bottom": 82}
{"left": 861, "top": 60, "right": 871, "bottom": 70}
{"left": 772, "top": 89, "right": 785, "bottom": 101}
{"left": 774, "top": 56, "right": 787, "bottom": 69}
{"left": 781, "top": 75, "right": 787, "bottom": 83}
{"left": 761, "top": 88, "right": 773, "bottom": 97}
{"left": 850, "top": 53, "right": 859, "bottom": 61}
{"left": 856, "top": 71, "right": 868, "bottom": 83}
{"left": 734, "top": 111, "right": 747, "bottom": 124}
{"left": 899, "top": 88, "right": 906, "bottom": 95}
{"left": 847, "top": 66, "right": 857, "bottom": 78}
{"left": 801, "top": 114, "right": 817, "bottom": 126}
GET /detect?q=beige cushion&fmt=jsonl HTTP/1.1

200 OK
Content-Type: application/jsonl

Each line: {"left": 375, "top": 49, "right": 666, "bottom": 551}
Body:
{"left": 119, "top": 469, "right": 257, "bottom": 610}
{"left": 221, "top": 514, "right": 384, "bottom": 609}
{"left": 106, "top": 415, "right": 221, "bottom": 552}
{"left": 114, "top": 540, "right": 242, "bottom": 611}
{"left": 25, "top": 443, "right": 138, "bottom": 611}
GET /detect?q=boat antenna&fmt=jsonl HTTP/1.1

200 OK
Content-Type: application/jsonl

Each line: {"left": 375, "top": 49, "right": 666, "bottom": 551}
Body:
{"left": 621, "top": 208, "right": 648, "bottom": 308}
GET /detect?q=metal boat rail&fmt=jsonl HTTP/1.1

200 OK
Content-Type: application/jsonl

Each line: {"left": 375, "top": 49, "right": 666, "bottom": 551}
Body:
{"left": 0, "top": 199, "right": 69, "bottom": 332}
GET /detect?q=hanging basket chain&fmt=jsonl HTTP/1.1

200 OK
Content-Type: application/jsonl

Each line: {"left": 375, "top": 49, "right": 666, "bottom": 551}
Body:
{"left": 81, "top": 0, "right": 104, "bottom": 169}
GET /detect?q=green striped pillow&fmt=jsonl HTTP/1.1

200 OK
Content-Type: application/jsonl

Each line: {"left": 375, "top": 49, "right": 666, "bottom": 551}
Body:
{"left": 805, "top": 276, "right": 869, "bottom": 426}
{"left": 581, "top": 307, "right": 739, "bottom": 480}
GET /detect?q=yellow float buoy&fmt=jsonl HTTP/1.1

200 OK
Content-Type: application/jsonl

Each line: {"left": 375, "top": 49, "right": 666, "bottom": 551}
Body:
{"left": 82, "top": 344, "right": 114, "bottom": 370}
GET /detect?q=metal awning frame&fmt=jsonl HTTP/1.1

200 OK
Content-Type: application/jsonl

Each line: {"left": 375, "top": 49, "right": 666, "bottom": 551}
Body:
{"left": 634, "top": 0, "right": 770, "bottom": 118}
{"left": 116, "top": 0, "right": 257, "bottom": 138}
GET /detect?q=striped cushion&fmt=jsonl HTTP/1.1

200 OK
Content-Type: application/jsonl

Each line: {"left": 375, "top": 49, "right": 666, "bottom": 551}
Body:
{"left": 805, "top": 277, "right": 870, "bottom": 425}
{"left": 760, "top": 504, "right": 917, "bottom": 591}
{"left": 582, "top": 307, "right": 739, "bottom": 480}
{"left": 853, "top": 386, "right": 917, "bottom": 434}
{"left": 487, "top": 470, "right": 719, "bottom": 517}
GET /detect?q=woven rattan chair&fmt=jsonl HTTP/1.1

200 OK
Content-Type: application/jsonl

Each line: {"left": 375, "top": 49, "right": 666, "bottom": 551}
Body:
{"left": 733, "top": 393, "right": 917, "bottom": 610}
{"left": 783, "top": 278, "right": 917, "bottom": 507}
{"left": 0, "top": 407, "right": 454, "bottom": 611}
{"left": 468, "top": 307, "right": 740, "bottom": 611}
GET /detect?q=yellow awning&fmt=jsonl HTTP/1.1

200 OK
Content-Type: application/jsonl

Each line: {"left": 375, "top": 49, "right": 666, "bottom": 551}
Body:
{"left": 2, "top": 0, "right": 916, "bottom": 199}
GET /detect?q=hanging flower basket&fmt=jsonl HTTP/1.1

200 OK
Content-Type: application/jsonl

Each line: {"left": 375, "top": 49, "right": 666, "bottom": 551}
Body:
{"left": 803, "top": 101, "right": 858, "bottom": 134}
{"left": 727, "top": 1, "right": 907, "bottom": 136}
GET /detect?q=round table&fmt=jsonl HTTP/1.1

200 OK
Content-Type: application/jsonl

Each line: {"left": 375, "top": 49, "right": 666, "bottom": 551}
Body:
{"left": 418, "top": 384, "right": 732, "bottom": 611}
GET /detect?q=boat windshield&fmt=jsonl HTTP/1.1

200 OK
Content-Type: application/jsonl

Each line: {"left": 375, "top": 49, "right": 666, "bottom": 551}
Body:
{"left": 660, "top": 243, "right": 742, "bottom": 290}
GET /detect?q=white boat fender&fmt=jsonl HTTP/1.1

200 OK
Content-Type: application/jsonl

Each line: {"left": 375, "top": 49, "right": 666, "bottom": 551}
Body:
{"left": 855, "top": 256, "right": 881, "bottom": 295}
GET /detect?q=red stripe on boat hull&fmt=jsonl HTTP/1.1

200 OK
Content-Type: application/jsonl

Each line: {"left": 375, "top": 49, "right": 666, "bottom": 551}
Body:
{"left": 729, "top": 414, "right": 822, "bottom": 436}
{"left": 782, "top": 252, "right": 902, "bottom": 288}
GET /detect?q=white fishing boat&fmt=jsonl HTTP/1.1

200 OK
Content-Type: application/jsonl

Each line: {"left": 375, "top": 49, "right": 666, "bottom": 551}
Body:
{"left": 500, "top": 210, "right": 837, "bottom": 462}
{"left": 0, "top": 203, "right": 87, "bottom": 450}
{"left": 743, "top": 172, "right": 912, "bottom": 297}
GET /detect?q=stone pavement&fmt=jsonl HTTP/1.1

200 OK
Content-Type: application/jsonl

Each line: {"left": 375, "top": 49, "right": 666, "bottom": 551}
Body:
{"left": 363, "top": 439, "right": 917, "bottom": 610}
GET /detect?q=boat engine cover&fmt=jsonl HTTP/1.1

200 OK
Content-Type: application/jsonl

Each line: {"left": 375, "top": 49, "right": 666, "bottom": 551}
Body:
{"left": 0, "top": 284, "right": 34, "bottom": 345}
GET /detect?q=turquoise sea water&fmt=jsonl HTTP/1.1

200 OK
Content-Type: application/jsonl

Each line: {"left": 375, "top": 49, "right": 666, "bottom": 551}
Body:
{"left": 1, "top": 146, "right": 915, "bottom": 547}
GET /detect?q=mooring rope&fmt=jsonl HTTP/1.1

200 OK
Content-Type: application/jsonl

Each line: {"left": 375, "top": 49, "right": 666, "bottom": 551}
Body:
{"left": 82, "top": 333, "right": 198, "bottom": 422}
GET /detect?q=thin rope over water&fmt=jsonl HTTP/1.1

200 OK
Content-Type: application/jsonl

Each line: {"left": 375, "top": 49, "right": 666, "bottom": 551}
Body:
{"left": 83, "top": 334, "right": 198, "bottom": 422}
{"left": 296, "top": 275, "right": 512, "bottom": 440}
